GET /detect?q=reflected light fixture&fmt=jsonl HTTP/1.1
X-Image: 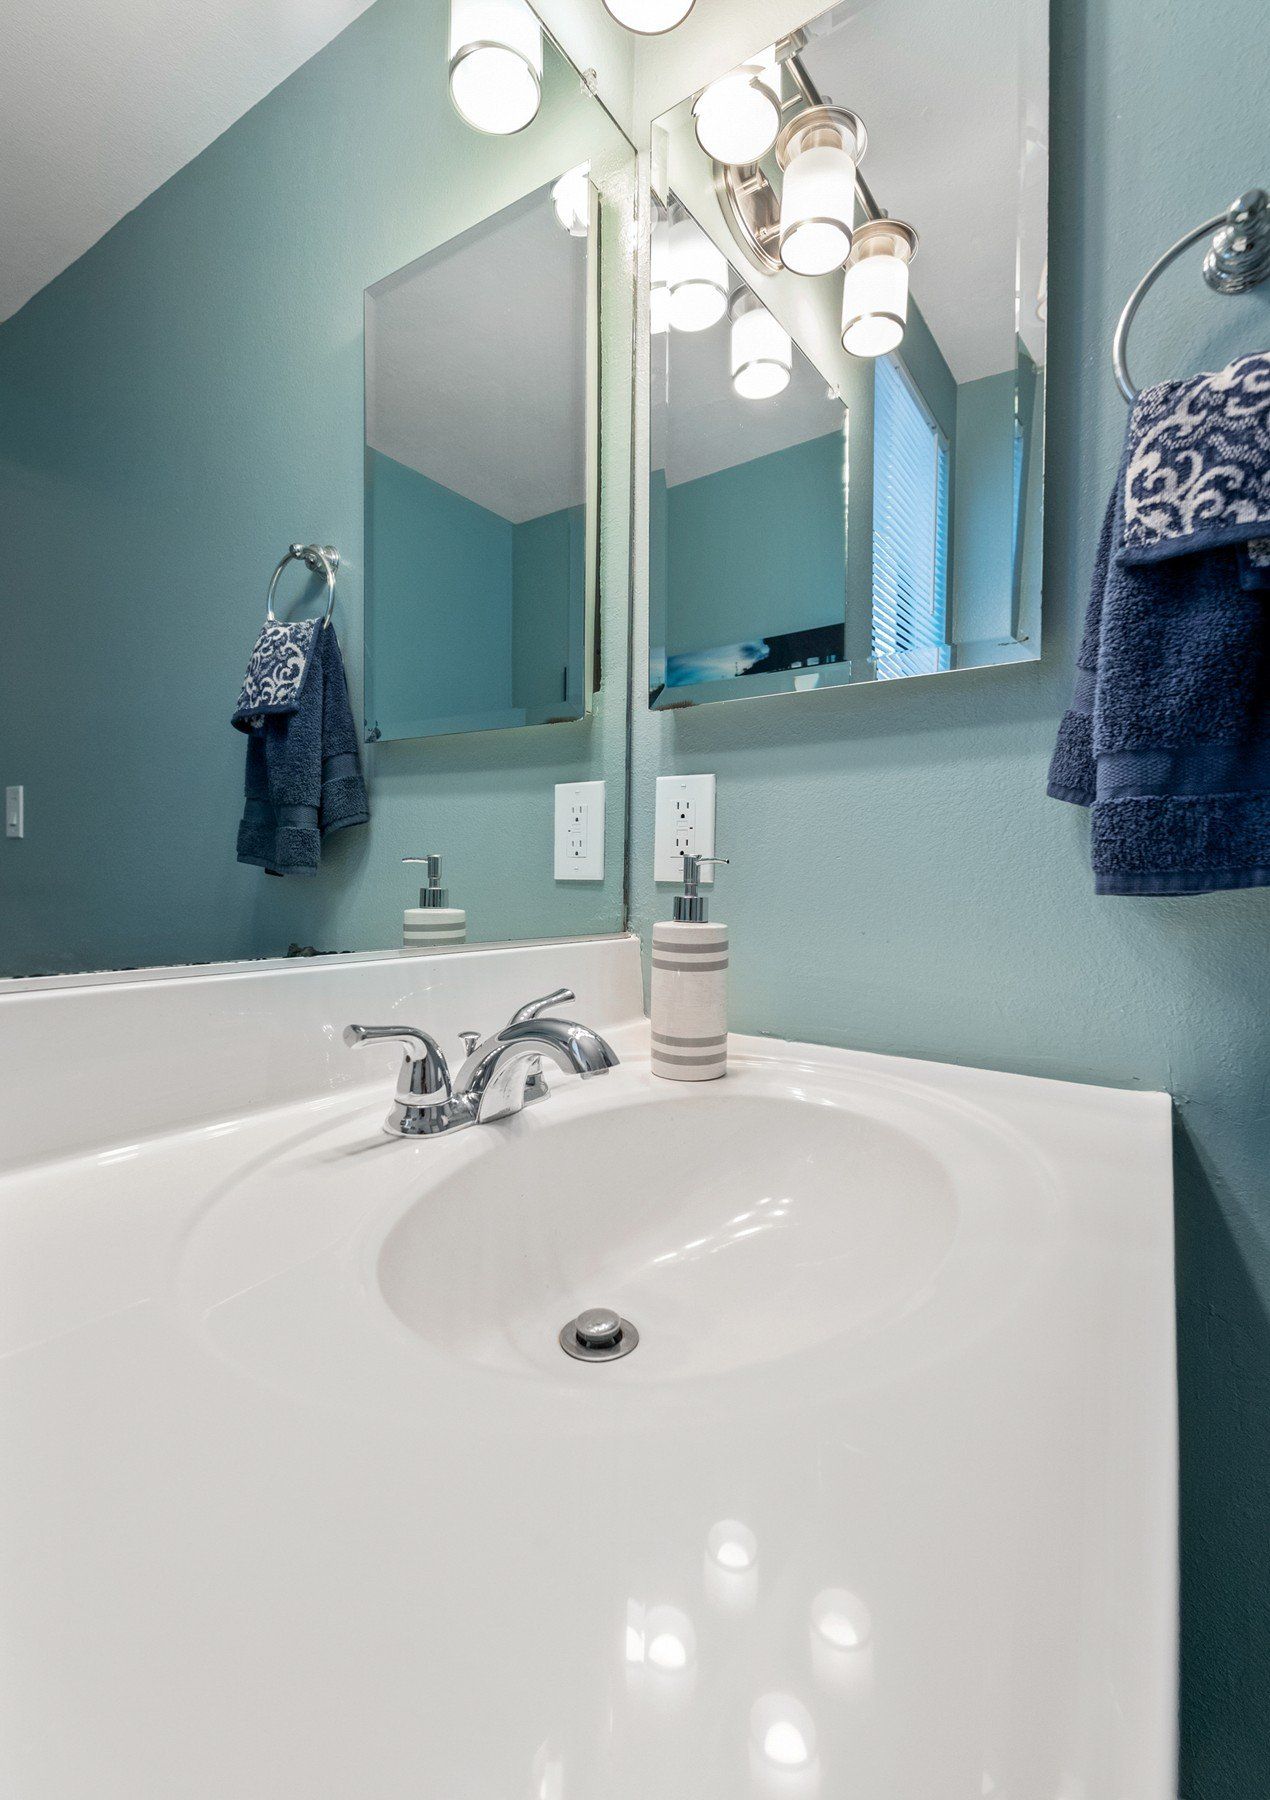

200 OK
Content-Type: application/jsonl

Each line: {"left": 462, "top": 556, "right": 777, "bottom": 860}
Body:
{"left": 551, "top": 164, "right": 590, "bottom": 236}
{"left": 693, "top": 46, "right": 783, "bottom": 165}
{"left": 841, "top": 217, "right": 918, "bottom": 356}
{"left": 448, "top": 0, "right": 543, "bottom": 135}
{"left": 776, "top": 106, "right": 866, "bottom": 276}
{"left": 667, "top": 217, "right": 728, "bottom": 331}
{"left": 729, "top": 290, "right": 792, "bottom": 398}
{"left": 603, "top": 0, "right": 695, "bottom": 33}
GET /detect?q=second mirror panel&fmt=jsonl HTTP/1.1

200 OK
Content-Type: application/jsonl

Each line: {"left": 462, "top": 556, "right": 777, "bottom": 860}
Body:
{"left": 649, "top": 0, "right": 1047, "bottom": 709}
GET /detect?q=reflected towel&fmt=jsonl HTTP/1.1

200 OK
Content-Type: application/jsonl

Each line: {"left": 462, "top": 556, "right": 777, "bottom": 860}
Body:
{"left": 1048, "top": 354, "right": 1270, "bottom": 895}
{"left": 236, "top": 623, "right": 369, "bottom": 877}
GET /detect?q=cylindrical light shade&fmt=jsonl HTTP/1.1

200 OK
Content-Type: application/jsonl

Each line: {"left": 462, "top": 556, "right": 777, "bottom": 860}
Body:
{"left": 729, "top": 289, "right": 791, "bottom": 398}
{"left": 551, "top": 164, "right": 590, "bottom": 236}
{"left": 693, "top": 47, "right": 782, "bottom": 165}
{"left": 775, "top": 107, "right": 866, "bottom": 277}
{"left": 841, "top": 219, "right": 918, "bottom": 357}
{"left": 603, "top": 0, "right": 694, "bottom": 32}
{"left": 650, "top": 215, "right": 672, "bottom": 334}
{"left": 448, "top": 0, "right": 543, "bottom": 135}
{"left": 667, "top": 217, "right": 728, "bottom": 331}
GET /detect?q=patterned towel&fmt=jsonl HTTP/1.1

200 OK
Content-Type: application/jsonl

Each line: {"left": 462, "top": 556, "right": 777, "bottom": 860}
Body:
{"left": 1048, "top": 352, "right": 1270, "bottom": 896}
{"left": 231, "top": 616, "right": 321, "bottom": 732}
{"left": 235, "top": 622, "right": 369, "bottom": 877}
{"left": 1121, "top": 350, "right": 1270, "bottom": 588}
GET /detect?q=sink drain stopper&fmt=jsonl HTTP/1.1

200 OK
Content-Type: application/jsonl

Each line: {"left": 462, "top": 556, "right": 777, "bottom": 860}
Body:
{"left": 559, "top": 1307, "right": 639, "bottom": 1363}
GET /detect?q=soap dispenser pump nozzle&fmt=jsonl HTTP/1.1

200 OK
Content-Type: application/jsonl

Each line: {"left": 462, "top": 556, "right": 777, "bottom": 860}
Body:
{"left": 403, "top": 854, "right": 448, "bottom": 909}
{"left": 673, "top": 853, "right": 728, "bottom": 923}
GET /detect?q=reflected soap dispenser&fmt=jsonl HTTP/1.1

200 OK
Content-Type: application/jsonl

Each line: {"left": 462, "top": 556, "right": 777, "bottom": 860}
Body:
{"left": 402, "top": 855, "right": 466, "bottom": 951}
{"left": 651, "top": 853, "right": 729, "bottom": 1082}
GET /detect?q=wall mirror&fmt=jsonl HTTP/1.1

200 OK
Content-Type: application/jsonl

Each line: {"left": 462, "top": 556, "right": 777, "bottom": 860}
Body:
{"left": 648, "top": 0, "right": 1047, "bottom": 709}
{"left": 0, "top": 0, "right": 637, "bottom": 980}
{"left": 365, "top": 170, "right": 599, "bottom": 742}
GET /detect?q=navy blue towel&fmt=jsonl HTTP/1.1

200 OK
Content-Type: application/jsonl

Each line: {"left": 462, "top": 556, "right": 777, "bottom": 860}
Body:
{"left": 236, "top": 622, "right": 369, "bottom": 877}
{"left": 1049, "top": 353, "right": 1270, "bottom": 895}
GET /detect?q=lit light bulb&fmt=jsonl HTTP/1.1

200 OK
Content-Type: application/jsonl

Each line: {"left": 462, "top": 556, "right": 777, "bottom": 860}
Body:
{"left": 729, "top": 291, "right": 791, "bottom": 399}
{"left": 603, "top": 0, "right": 695, "bottom": 32}
{"left": 776, "top": 107, "right": 866, "bottom": 277}
{"left": 841, "top": 219, "right": 917, "bottom": 356}
{"left": 551, "top": 164, "right": 590, "bottom": 236}
{"left": 448, "top": 0, "right": 543, "bottom": 135}
{"left": 693, "top": 48, "right": 782, "bottom": 165}
{"left": 667, "top": 216, "right": 728, "bottom": 331}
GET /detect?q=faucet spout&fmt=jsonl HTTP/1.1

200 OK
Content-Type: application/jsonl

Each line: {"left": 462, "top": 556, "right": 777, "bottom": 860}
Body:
{"left": 455, "top": 1016, "right": 619, "bottom": 1123}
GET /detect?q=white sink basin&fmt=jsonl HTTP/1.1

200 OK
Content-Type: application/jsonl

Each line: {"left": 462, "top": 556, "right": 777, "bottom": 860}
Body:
{"left": 379, "top": 1085, "right": 963, "bottom": 1379}
{"left": 0, "top": 1024, "right": 1177, "bottom": 1800}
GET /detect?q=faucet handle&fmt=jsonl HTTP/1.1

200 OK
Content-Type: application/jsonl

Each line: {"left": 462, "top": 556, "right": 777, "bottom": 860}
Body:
{"left": 343, "top": 1023, "right": 453, "bottom": 1100}
{"left": 508, "top": 987, "right": 575, "bottom": 1025}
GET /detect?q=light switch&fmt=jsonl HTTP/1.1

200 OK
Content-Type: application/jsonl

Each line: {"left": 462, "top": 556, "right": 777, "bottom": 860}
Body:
{"left": 5, "top": 786, "right": 23, "bottom": 839}
{"left": 554, "top": 780, "right": 605, "bottom": 881}
{"left": 654, "top": 774, "right": 716, "bottom": 882}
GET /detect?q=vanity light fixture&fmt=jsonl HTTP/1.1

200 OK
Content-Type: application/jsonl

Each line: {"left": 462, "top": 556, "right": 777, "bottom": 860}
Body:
{"left": 602, "top": 0, "right": 695, "bottom": 33}
{"left": 551, "top": 164, "right": 590, "bottom": 236}
{"left": 448, "top": 0, "right": 543, "bottom": 135}
{"left": 840, "top": 217, "right": 918, "bottom": 356}
{"left": 667, "top": 215, "right": 729, "bottom": 331}
{"left": 729, "top": 289, "right": 792, "bottom": 398}
{"left": 775, "top": 106, "right": 866, "bottom": 277}
{"left": 692, "top": 47, "right": 783, "bottom": 166}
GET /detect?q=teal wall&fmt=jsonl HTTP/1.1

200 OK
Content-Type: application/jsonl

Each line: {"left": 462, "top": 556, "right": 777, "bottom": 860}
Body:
{"left": 366, "top": 450, "right": 515, "bottom": 735}
{"left": 664, "top": 431, "right": 847, "bottom": 655}
{"left": 629, "top": 0, "right": 1270, "bottom": 1791}
{"left": 511, "top": 503, "right": 586, "bottom": 725}
{"left": 366, "top": 451, "right": 585, "bottom": 736}
{"left": 951, "top": 368, "right": 1017, "bottom": 645}
{"left": 0, "top": 0, "right": 633, "bottom": 974}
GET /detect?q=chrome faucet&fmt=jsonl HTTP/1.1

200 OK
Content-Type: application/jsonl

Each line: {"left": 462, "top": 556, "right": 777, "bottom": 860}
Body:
{"left": 344, "top": 989, "right": 618, "bottom": 1138}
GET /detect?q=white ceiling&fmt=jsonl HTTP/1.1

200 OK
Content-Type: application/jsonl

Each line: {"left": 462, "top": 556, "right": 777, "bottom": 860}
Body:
{"left": 0, "top": 0, "right": 377, "bottom": 323}
{"left": 367, "top": 187, "right": 587, "bottom": 523}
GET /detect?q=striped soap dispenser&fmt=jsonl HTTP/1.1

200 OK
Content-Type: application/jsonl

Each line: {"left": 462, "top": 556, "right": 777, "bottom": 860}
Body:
{"left": 402, "top": 855, "right": 467, "bottom": 951}
{"left": 651, "top": 853, "right": 729, "bottom": 1081}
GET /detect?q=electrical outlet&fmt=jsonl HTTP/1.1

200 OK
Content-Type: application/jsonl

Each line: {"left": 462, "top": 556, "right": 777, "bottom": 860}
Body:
{"left": 654, "top": 774, "right": 715, "bottom": 883}
{"left": 5, "top": 786, "right": 23, "bottom": 839}
{"left": 554, "top": 780, "right": 604, "bottom": 880}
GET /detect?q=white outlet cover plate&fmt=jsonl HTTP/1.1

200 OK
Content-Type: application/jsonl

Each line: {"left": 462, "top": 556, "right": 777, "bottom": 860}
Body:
{"left": 654, "top": 773, "right": 716, "bottom": 884}
{"left": 554, "top": 780, "right": 605, "bottom": 881}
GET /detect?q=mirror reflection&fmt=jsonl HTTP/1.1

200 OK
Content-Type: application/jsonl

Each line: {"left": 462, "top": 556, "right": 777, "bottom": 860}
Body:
{"left": 365, "top": 174, "right": 594, "bottom": 742}
{"left": 649, "top": 0, "right": 1047, "bottom": 708}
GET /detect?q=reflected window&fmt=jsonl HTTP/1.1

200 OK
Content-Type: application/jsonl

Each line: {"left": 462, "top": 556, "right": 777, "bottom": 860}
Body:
{"left": 871, "top": 354, "right": 951, "bottom": 679}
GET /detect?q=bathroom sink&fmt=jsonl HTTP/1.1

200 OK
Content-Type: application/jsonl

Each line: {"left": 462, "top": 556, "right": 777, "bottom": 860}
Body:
{"left": 376, "top": 1086, "right": 964, "bottom": 1379}
{"left": 3, "top": 1024, "right": 1176, "bottom": 1800}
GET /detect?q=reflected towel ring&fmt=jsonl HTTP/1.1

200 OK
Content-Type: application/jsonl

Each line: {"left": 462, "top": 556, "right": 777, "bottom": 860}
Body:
{"left": 266, "top": 543, "right": 341, "bottom": 627}
{"left": 1112, "top": 188, "right": 1270, "bottom": 403}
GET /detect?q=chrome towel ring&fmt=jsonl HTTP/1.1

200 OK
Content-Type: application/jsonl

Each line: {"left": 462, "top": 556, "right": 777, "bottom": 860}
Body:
{"left": 265, "top": 542, "right": 341, "bottom": 627}
{"left": 1112, "top": 188, "right": 1270, "bottom": 403}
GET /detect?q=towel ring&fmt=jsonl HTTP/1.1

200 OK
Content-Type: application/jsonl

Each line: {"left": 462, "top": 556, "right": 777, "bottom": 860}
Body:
{"left": 265, "top": 542, "right": 340, "bottom": 627}
{"left": 1112, "top": 188, "right": 1270, "bottom": 403}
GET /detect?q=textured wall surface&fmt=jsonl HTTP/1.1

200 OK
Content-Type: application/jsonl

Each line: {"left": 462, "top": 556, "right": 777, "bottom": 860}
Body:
{"left": 627, "top": 1, "right": 1270, "bottom": 1792}
{"left": 0, "top": 0, "right": 633, "bottom": 975}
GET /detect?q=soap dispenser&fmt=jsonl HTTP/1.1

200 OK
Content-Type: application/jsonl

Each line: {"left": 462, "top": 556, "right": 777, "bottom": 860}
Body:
{"left": 651, "top": 853, "right": 729, "bottom": 1081}
{"left": 402, "top": 855, "right": 466, "bottom": 950}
